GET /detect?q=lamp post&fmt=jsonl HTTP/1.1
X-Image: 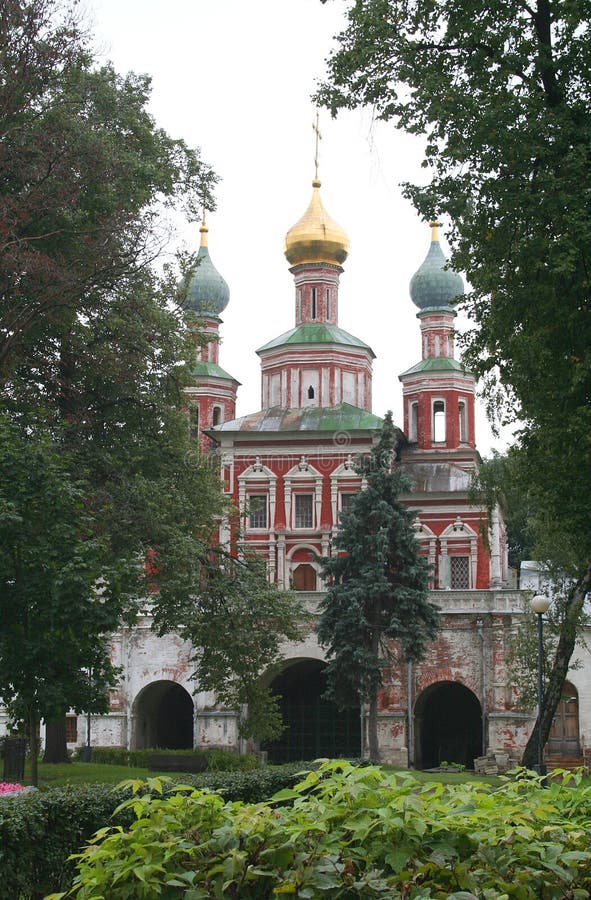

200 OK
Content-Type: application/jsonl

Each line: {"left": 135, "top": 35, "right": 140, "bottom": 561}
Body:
{"left": 530, "top": 593, "right": 551, "bottom": 776}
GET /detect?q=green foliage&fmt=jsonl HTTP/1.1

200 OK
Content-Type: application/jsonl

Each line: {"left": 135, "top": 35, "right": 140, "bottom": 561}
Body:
{"left": 154, "top": 547, "right": 305, "bottom": 742}
{"left": 0, "top": 782, "right": 134, "bottom": 899}
{"left": 87, "top": 746, "right": 262, "bottom": 772}
{"left": 318, "top": 413, "right": 439, "bottom": 757}
{"left": 470, "top": 449, "right": 536, "bottom": 571}
{"left": 506, "top": 594, "right": 586, "bottom": 710}
{"left": 0, "top": 0, "right": 228, "bottom": 774}
{"left": 53, "top": 761, "right": 591, "bottom": 899}
{"left": 0, "top": 765, "right": 306, "bottom": 898}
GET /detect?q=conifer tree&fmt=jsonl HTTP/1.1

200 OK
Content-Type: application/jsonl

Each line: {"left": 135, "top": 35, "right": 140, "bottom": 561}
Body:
{"left": 318, "top": 412, "right": 439, "bottom": 760}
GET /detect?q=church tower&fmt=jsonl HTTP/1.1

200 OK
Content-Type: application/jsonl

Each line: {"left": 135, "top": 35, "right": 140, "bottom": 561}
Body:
{"left": 255, "top": 177, "right": 374, "bottom": 410}
{"left": 399, "top": 221, "right": 475, "bottom": 450}
{"left": 183, "top": 214, "right": 239, "bottom": 450}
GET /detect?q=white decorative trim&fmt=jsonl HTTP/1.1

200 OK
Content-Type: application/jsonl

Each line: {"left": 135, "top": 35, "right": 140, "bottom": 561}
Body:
{"left": 330, "top": 454, "right": 361, "bottom": 523}
{"left": 439, "top": 517, "right": 478, "bottom": 588}
{"left": 238, "top": 459, "right": 277, "bottom": 532}
{"left": 284, "top": 457, "right": 323, "bottom": 531}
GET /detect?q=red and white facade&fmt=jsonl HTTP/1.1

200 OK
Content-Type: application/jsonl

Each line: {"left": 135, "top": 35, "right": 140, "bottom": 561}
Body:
{"left": 49, "top": 185, "right": 588, "bottom": 771}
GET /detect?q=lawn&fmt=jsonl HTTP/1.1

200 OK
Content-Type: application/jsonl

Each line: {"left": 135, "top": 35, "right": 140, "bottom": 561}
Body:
{"left": 24, "top": 759, "right": 506, "bottom": 789}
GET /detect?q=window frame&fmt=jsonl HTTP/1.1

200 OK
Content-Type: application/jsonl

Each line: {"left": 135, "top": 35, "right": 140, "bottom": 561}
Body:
{"left": 247, "top": 493, "right": 268, "bottom": 530}
{"left": 294, "top": 492, "right": 314, "bottom": 529}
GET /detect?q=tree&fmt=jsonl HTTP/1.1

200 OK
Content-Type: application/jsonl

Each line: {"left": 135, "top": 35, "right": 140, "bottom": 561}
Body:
{"left": 0, "top": 0, "right": 227, "bottom": 768}
{"left": 317, "top": 413, "right": 439, "bottom": 760}
{"left": 153, "top": 545, "right": 304, "bottom": 743}
{"left": 0, "top": 418, "right": 128, "bottom": 785}
{"left": 317, "top": 0, "right": 591, "bottom": 767}
{"left": 0, "top": 0, "right": 215, "bottom": 385}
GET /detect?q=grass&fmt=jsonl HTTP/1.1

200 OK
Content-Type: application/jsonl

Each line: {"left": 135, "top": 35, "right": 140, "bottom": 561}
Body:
{"left": 20, "top": 759, "right": 508, "bottom": 790}
{"left": 26, "top": 760, "right": 153, "bottom": 788}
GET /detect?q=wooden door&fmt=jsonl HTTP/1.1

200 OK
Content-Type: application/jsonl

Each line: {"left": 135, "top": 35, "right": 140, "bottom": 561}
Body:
{"left": 547, "top": 681, "right": 579, "bottom": 756}
{"left": 292, "top": 564, "right": 317, "bottom": 591}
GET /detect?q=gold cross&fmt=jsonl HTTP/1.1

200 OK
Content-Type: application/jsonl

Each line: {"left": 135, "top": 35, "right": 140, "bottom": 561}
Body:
{"left": 312, "top": 110, "right": 322, "bottom": 181}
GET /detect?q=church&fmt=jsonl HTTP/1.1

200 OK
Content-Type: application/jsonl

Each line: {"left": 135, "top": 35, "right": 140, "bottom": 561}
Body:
{"left": 56, "top": 172, "right": 590, "bottom": 768}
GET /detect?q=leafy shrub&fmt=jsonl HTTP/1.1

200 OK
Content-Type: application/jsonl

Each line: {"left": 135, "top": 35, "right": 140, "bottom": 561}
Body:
{"left": 0, "top": 763, "right": 305, "bottom": 898}
{"left": 53, "top": 762, "right": 591, "bottom": 899}
{"left": 177, "top": 761, "right": 310, "bottom": 802}
{"left": 87, "top": 745, "right": 261, "bottom": 771}
{"left": 0, "top": 783, "right": 133, "bottom": 900}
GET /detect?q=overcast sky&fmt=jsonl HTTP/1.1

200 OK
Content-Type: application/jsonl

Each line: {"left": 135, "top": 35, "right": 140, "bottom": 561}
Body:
{"left": 84, "top": 0, "right": 514, "bottom": 455}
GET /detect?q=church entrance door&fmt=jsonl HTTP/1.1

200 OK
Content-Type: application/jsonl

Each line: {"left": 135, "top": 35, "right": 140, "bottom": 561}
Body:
{"left": 132, "top": 680, "right": 194, "bottom": 750}
{"left": 414, "top": 681, "right": 482, "bottom": 769}
{"left": 263, "top": 660, "right": 360, "bottom": 762}
{"left": 547, "top": 681, "right": 580, "bottom": 756}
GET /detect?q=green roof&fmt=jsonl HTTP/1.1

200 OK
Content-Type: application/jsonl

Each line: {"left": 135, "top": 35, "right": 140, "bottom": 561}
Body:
{"left": 190, "top": 361, "right": 240, "bottom": 383}
{"left": 256, "top": 323, "right": 375, "bottom": 357}
{"left": 210, "top": 402, "right": 384, "bottom": 434}
{"left": 183, "top": 245, "right": 230, "bottom": 316}
{"left": 409, "top": 239, "right": 464, "bottom": 311}
{"left": 399, "top": 357, "right": 470, "bottom": 377}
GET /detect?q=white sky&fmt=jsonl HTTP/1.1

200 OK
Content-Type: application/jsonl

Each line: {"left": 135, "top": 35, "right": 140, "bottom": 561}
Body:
{"left": 85, "top": 0, "right": 513, "bottom": 456}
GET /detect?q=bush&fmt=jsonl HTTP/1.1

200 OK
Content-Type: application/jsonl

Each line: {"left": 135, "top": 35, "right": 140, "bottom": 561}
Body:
{"left": 0, "top": 763, "right": 307, "bottom": 898}
{"left": 87, "top": 745, "right": 261, "bottom": 771}
{"left": 177, "top": 761, "right": 310, "bottom": 803}
{"left": 0, "top": 783, "right": 133, "bottom": 900}
{"left": 51, "top": 763, "right": 591, "bottom": 899}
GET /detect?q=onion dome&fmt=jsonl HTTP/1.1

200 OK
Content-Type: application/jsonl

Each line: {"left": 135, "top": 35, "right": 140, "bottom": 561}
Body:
{"left": 409, "top": 221, "right": 464, "bottom": 311}
{"left": 284, "top": 179, "right": 349, "bottom": 267}
{"left": 184, "top": 218, "right": 230, "bottom": 316}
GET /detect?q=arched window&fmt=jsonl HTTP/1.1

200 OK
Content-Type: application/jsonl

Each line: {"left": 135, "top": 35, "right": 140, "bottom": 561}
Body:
{"left": 409, "top": 401, "right": 419, "bottom": 442}
{"left": 189, "top": 404, "right": 199, "bottom": 440}
{"left": 433, "top": 400, "right": 446, "bottom": 442}
{"left": 458, "top": 399, "right": 467, "bottom": 443}
{"left": 212, "top": 405, "right": 222, "bottom": 427}
{"left": 311, "top": 287, "right": 317, "bottom": 320}
{"left": 307, "top": 385, "right": 315, "bottom": 399}
{"left": 325, "top": 288, "right": 330, "bottom": 320}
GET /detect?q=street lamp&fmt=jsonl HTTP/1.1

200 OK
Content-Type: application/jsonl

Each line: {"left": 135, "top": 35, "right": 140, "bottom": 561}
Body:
{"left": 530, "top": 593, "right": 551, "bottom": 776}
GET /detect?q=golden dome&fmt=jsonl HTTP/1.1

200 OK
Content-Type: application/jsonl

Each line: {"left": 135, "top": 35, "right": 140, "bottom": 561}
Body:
{"left": 284, "top": 178, "right": 349, "bottom": 267}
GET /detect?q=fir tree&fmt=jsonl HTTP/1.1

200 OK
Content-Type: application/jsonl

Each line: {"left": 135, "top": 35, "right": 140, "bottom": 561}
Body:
{"left": 318, "top": 412, "right": 439, "bottom": 760}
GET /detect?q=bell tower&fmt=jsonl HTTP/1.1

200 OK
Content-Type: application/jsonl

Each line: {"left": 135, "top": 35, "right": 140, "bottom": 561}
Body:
{"left": 399, "top": 222, "right": 475, "bottom": 450}
{"left": 183, "top": 213, "right": 239, "bottom": 450}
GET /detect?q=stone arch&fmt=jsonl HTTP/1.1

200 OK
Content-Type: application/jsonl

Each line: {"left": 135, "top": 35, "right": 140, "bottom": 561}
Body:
{"left": 132, "top": 680, "right": 194, "bottom": 750}
{"left": 414, "top": 680, "right": 482, "bottom": 769}
{"left": 263, "top": 658, "right": 360, "bottom": 763}
{"left": 286, "top": 543, "right": 321, "bottom": 590}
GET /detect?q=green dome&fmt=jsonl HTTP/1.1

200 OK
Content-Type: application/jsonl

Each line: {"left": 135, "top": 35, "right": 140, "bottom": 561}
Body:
{"left": 409, "top": 222, "right": 464, "bottom": 311}
{"left": 183, "top": 223, "right": 230, "bottom": 316}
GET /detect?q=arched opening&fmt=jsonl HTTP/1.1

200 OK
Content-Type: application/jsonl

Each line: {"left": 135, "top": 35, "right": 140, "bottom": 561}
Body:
{"left": 292, "top": 563, "right": 317, "bottom": 591}
{"left": 409, "top": 400, "right": 418, "bottom": 442}
{"left": 307, "top": 385, "right": 315, "bottom": 399}
{"left": 547, "top": 680, "right": 579, "bottom": 757}
{"left": 263, "top": 660, "right": 360, "bottom": 763}
{"left": 132, "top": 680, "right": 194, "bottom": 750}
{"left": 433, "top": 399, "right": 446, "bottom": 443}
{"left": 212, "top": 405, "right": 222, "bottom": 427}
{"left": 458, "top": 399, "right": 468, "bottom": 443}
{"left": 414, "top": 681, "right": 482, "bottom": 769}
{"left": 188, "top": 404, "right": 199, "bottom": 440}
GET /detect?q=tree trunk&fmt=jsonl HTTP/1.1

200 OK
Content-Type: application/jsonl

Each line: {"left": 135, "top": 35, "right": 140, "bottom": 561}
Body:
{"left": 28, "top": 709, "right": 39, "bottom": 788}
{"left": 367, "top": 690, "right": 380, "bottom": 761}
{"left": 44, "top": 716, "right": 69, "bottom": 763}
{"left": 522, "top": 564, "right": 591, "bottom": 769}
{"left": 365, "top": 628, "right": 382, "bottom": 761}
